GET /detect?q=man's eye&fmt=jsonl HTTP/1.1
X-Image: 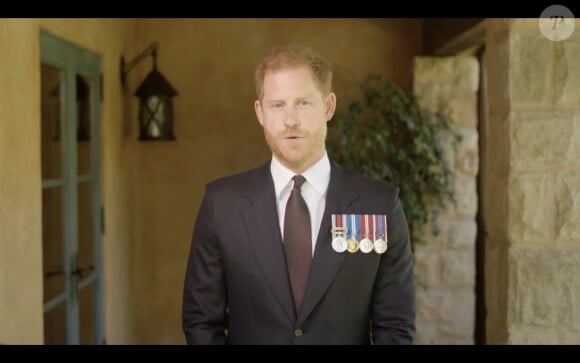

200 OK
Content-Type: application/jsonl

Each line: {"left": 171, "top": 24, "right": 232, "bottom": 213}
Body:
{"left": 271, "top": 103, "right": 284, "bottom": 109}
{"left": 298, "top": 100, "right": 309, "bottom": 106}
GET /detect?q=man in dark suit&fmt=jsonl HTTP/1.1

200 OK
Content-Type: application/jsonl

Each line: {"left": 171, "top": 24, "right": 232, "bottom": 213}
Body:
{"left": 182, "top": 45, "right": 415, "bottom": 344}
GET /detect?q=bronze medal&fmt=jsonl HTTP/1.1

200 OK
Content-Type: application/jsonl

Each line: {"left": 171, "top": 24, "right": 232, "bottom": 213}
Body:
{"left": 347, "top": 236, "right": 360, "bottom": 253}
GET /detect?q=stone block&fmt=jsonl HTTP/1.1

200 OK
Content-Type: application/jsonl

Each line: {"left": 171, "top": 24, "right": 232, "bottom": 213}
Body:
{"left": 554, "top": 32, "right": 580, "bottom": 106}
{"left": 441, "top": 94, "right": 478, "bottom": 128}
{"left": 416, "top": 287, "right": 475, "bottom": 342}
{"left": 510, "top": 110, "right": 579, "bottom": 172}
{"left": 509, "top": 175, "right": 556, "bottom": 243}
{"left": 556, "top": 174, "right": 580, "bottom": 241}
{"left": 414, "top": 248, "right": 442, "bottom": 288}
{"left": 413, "top": 322, "right": 439, "bottom": 345}
{"left": 416, "top": 288, "right": 441, "bottom": 323}
{"left": 453, "top": 174, "right": 477, "bottom": 219}
{"left": 422, "top": 218, "right": 450, "bottom": 250}
{"left": 414, "top": 56, "right": 479, "bottom": 108}
{"left": 448, "top": 220, "right": 477, "bottom": 248}
{"left": 438, "top": 288, "right": 476, "bottom": 337}
{"left": 454, "top": 128, "right": 479, "bottom": 177}
{"left": 441, "top": 249, "right": 476, "bottom": 287}
{"left": 509, "top": 248, "right": 580, "bottom": 331}
{"left": 509, "top": 326, "right": 580, "bottom": 344}
{"left": 508, "top": 326, "right": 559, "bottom": 344}
{"left": 509, "top": 32, "right": 552, "bottom": 104}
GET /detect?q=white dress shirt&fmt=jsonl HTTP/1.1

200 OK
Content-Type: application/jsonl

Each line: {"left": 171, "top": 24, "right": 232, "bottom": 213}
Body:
{"left": 270, "top": 152, "right": 331, "bottom": 256}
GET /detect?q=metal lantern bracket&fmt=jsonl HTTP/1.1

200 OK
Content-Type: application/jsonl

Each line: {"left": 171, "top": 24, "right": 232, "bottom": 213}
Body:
{"left": 120, "top": 42, "right": 159, "bottom": 86}
{"left": 120, "top": 42, "right": 178, "bottom": 141}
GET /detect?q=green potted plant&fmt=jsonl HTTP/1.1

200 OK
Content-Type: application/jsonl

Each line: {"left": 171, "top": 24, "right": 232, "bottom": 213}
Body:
{"left": 327, "top": 75, "right": 462, "bottom": 249}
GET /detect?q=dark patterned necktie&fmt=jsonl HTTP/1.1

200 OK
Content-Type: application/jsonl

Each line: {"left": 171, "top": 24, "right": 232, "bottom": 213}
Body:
{"left": 283, "top": 175, "right": 312, "bottom": 314}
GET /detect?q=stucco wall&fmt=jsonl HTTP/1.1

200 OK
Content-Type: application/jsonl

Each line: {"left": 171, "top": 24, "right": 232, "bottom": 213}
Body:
{"left": 0, "top": 19, "right": 44, "bottom": 344}
{"left": 0, "top": 18, "right": 422, "bottom": 344}
{"left": 0, "top": 18, "right": 135, "bottom": 344}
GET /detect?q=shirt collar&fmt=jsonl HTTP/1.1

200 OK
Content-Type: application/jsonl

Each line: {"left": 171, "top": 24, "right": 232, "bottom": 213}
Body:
{"left": 270, "top": 152, "right": 331, "bottom": 198}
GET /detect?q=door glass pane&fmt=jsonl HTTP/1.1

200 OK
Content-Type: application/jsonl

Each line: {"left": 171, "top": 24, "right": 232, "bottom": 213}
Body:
{"left": 78, "top": 181, "right": 94, "bottom": 275}
{"left": 42, "top": 187, "right": 65, "bottom": 302}
{"left": 77, "top": 74, "right": 92, "bottom": 175}
{"left": 41, "top": 64, "right": 63, "bottom": 179}
{"left": 44, "top": 303, "right": 67, "bottom": 345}
{"left": 79, "top": 283, "right": 96, "bottom": 344}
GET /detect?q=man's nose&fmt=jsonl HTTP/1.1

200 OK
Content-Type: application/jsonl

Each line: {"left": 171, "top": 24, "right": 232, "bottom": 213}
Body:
{"left": 283, "top": 106, "right": 299, "bottom": 126}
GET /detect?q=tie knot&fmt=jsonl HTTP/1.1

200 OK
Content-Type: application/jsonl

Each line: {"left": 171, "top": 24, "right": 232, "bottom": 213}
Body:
{"left": 292, "top": 175, "right": 306, "bottom": 190}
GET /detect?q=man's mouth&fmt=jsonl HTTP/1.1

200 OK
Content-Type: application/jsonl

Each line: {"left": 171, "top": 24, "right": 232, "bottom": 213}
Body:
{"left": 284, "top": 134, "right": 304, "bottom": 140}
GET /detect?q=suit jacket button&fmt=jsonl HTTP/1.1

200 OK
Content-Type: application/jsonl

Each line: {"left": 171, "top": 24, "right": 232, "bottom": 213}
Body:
{"left": 294, "top": 328, "right": 303, "bottom": 337}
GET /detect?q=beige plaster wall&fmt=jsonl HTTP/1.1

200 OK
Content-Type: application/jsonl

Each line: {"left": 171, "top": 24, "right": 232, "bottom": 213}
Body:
{"left": 0, "top": 18, "right": 44, "bottom": 344}
{"left": 0, "top": 18, "right": 135, "bottom": 344}
{"left": 0, "top": 18, "right": 422, "bottom": 344}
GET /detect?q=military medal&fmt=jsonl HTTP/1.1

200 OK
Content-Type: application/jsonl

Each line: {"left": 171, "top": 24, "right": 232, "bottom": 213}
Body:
{"left": 373, "top": 214, "right": 388, "bottom": 254}
{"left": 347, "top": 236, "right": 360, "bottom": 253}
{"left": 331, "top": 214, "right": 348, "bottom": 253}
{"left": 359, "top": 214, "right": 374, "bottom": 254}
{"left": 332, "top": 236, "right": 348, "bottom": 253}
{"left": 347, "top": 214, "right": 360, "bottom": 253}
{"left": 374, "top": 238, "right": 387, "bottom": 254}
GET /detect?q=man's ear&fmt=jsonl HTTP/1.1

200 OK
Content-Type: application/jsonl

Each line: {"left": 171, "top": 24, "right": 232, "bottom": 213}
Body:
{"left": 325, "top": 92, "right": 337, "bottom": 121}
{"left": 255, "top": 100, "right": 264, "bottom": 126}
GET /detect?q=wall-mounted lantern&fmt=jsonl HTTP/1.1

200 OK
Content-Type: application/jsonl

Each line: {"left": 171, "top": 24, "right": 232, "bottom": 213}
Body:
{"left": 121, "top": 42, "right": 178, "bottom": 141}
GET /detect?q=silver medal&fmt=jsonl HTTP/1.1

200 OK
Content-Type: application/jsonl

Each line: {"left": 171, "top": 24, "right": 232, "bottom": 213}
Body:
{"left": 332, "top": 236, "right": 348, "bottom": 253}
{"left": 359, "top": 238, "right": 374, "bottom": 253}
{"left": 374, "top": 238, "right": 388, "bottom": 254}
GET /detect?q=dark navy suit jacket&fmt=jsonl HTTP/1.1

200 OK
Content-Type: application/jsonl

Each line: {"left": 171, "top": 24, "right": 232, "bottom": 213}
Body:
{"left": 182, "top": 159, "right": 415, "bottom": 344}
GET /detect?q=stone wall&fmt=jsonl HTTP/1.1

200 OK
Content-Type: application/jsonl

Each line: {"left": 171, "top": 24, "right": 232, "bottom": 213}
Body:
{"left": 502, "top": 18, "right": 580, "bottom": 344}
{"left": 413, "top": 56, "right": 480, "bottom": 344}
{"left": 413, "top": 17, "right": 580, "bottom": 345}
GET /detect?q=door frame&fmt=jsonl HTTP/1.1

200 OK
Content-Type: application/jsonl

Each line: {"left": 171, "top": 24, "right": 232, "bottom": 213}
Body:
{"left": 40, "top": 29, "right": 104, "bottom": 345}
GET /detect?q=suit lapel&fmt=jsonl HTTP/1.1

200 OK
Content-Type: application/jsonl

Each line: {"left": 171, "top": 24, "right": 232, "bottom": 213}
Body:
{"left": 241, "top": 162, "right": 296, "bottom": 322}
{"left": 297, "top": 161, "right": 358, "bottom": 325}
